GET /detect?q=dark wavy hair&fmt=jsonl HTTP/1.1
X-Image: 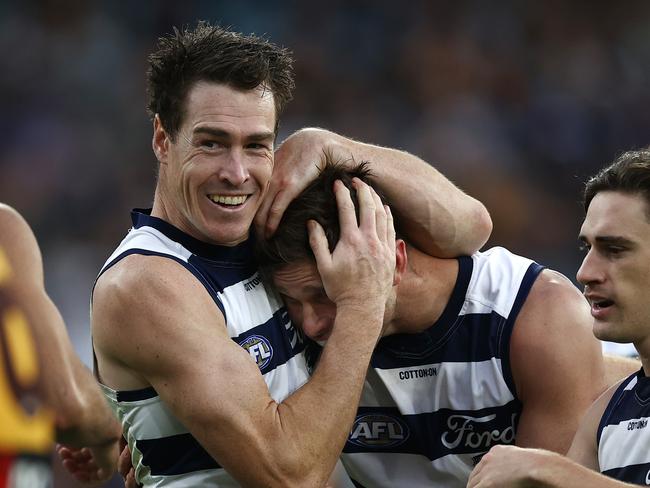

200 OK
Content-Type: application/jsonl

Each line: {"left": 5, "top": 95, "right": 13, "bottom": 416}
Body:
{"left": 146, "top": 21, "right": 295, "bottom": 139}
{"left": 584, "top": 149, "right": 650, "bottom": 220}
{"left": 255, "top": 157, "right": 392, "bottom": 282}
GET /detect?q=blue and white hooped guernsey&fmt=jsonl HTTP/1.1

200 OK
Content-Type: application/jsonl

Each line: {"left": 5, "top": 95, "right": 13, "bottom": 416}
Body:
{"left": 597, "top": 368, "right": 650, "bottom": 484}
{"left": 95, "top": 210, "right": 309, "bottom": 487}
{"left": 341, "top": 246, "right": 544, "bottom": 488}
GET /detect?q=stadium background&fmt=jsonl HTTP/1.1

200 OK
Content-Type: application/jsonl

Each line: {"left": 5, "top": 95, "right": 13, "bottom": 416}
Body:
{"left": 1, "top": 1, "right": 649, "bottom": 486}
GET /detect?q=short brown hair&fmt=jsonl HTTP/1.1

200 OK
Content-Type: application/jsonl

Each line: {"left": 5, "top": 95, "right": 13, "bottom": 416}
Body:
{"left": 147, "top": 22, "right": 294, "bottom": 139}
{"left": 255, "top": 159, "right": 386, "bottom": 277}
{"left": 584, "top": 149, "right": 650, "bottom": 220}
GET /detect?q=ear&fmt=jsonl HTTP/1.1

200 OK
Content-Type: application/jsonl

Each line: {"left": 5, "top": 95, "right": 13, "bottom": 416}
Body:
{"left": 152, "top": 114, "right": 170, "bottom": 165}
{"left": 393, "top": 239, "right": 407, "bottom": 286}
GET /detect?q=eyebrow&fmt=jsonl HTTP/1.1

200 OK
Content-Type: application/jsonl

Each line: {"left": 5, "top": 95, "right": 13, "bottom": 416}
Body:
{"left": 578, "top": 235, "right": 635, "bottom": 246}
{"left": 192, "top": 127, "right": 275, "bottom": 141}
{"left": 276, "top": 284, "right": 325, "bottom": 297}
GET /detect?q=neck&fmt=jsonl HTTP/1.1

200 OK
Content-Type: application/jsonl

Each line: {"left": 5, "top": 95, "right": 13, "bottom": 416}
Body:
{"left": 385, "top": 247, "right": 459, "bottom": 336}
{"left": 151, "top": 186, "right": 173, "bottom": 222}
{"left": 639, "top": 354, "right": 650, "bottom": 378}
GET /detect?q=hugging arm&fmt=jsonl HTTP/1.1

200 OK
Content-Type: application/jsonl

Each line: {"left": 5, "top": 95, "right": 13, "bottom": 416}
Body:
{"left": 256, "top": 128, "right": 492, "bottom": 257}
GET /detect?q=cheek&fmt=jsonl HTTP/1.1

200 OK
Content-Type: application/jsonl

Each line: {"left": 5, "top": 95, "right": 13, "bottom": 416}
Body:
{"left": 315, "top": 305, "right": 336, "bottom": 324}
{"left": 613, "top": 266, "right": 649, "bottom": 311}
{"left": 285, "top": 303, "right": 303, "bottom": 325}
{"left": 254, "top": 156, "right": 273, "bottom": 181}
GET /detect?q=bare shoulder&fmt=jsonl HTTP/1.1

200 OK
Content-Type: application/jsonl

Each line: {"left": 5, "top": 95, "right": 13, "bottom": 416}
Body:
{"left": 589, "top": 377, "right": 631, "bottom": 435}
{"left": 568, "top": 378, "right": 625, "bottom": 467}
{"left": 93, "top": 253, "right": 227, "bottom": 373}
{"left": 0, "top": 203, "right": 26, "bottom": 229}
{"left": 604, "top": 354, "right": 641, "bottom": 388}
{"left": 580, "top": 376, "right": 626, "bottom": 429}
{"left": 514, "top": 268, "right": 591, "bottom": 339}
{"left": 0, "top": 203, "right": 39, "bottom": 257}
{"left": 592, "top": 378, "right": 625, "bottom": 416}
{"left": 94, "top": 253, "right": 207, "bottom": 310}
{"left": 0, "top": 203, "right": 43, "bottom": 286}
{"left": 511, "top": 266, "right": 605, "bottom": 400}
{"left": 529, "top": 268, "right": 585, "bottom": 305}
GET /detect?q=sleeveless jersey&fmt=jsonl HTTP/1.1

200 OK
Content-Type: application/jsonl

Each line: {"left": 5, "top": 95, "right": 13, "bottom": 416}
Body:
{"left": 0, "top": 248, "right": 53, "bottom": 488}
{"left": 96, "top": 210, "right": 309, "bottom": 487}
{"left": 597, "top": 368, "right": 650, "bottom": 484}
{"left": 341, "top": 246, "right": 543, "bottom": 488}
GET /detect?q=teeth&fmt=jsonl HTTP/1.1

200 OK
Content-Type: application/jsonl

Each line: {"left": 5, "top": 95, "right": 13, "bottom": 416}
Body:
{"left": 208, "top": 195, "right": 247, "bottom": 205}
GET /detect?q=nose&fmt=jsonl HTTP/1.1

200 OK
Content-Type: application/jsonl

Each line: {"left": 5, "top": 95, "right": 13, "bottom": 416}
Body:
{"left": 218, "top": 149, "right": 249, "bottom": 186}
{"left": 301, "top": 303, "right": 332, "bottom": 342}
{"left": 576, "top": 250, "right": 603, "bottom": 287}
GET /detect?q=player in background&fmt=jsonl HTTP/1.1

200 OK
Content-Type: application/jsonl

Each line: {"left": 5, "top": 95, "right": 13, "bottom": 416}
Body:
{"left": 0, "top": 203, "right": 121, "bottom": 487}
{"left": 467, "top": 149, "right": 650, "bottom": 487}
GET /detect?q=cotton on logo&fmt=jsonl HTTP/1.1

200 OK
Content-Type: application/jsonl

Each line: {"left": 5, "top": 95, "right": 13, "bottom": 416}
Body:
{"left": 348, "top": 413, "right": 409, "bottom": 449}
{"left": 240, "top": 335, "right": 273, "bottom": 369}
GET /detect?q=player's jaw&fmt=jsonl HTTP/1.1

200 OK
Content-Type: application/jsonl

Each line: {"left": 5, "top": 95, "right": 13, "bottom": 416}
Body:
{"left": 583, "top": 288, "right": 635, "bottom": 344}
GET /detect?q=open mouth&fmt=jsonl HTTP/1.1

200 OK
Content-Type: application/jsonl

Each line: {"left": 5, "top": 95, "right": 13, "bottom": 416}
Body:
{"left": 207, "top": 194, "right": 249, "bottom": 208}
{"left": 592, "top": 299, "right": 614, "bottom": 311}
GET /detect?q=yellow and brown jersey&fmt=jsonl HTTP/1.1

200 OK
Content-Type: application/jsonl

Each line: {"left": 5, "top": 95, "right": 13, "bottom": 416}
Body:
{"left": 0, "top": 247, "right": 53, "bottom": 487}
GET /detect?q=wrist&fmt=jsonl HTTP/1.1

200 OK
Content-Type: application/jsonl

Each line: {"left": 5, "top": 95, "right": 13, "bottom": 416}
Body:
{"left": 527, "top": 450, "right": 564, "bottom": 486}
{"left": 92, "top": 434, "right": 120, "bottom": 449}
{"left": 335, "top": 299, "right": 385, "bottom": 317}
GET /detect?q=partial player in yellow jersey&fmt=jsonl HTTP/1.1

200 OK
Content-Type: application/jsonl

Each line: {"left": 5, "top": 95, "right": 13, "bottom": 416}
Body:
{"left": 0, "top": 203, "right": 121, "bottom": 487}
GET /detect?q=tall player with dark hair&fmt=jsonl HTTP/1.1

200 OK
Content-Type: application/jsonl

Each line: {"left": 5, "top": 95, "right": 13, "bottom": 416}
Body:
{"left": 467, "top": 149, "right": 650, "bottom": 487}
{"left": 0, "top": 204, "right": 121, "bottom": 488}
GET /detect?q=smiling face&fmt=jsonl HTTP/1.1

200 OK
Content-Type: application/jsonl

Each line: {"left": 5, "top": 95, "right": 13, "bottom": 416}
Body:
{"left": 577, "top": 191, "right": 650, "bottom": 350}
{"left": 153, "top": 81, "right": 276, "bottom": 246}
{"left": 272, "top": 260, "right": 337, "bottom": 344}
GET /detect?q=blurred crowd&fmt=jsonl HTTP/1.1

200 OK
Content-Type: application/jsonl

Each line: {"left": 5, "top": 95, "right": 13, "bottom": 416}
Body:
{"left": 2, "top": 0, "right": 649, "bottom": 361}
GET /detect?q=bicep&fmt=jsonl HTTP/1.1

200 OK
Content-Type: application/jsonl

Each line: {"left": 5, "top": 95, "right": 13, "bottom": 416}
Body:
{"left": 94, "top": 259, "right": 284, "bottom": 482}
{"left": 512, "top": 271, "right": 607, "bottom": 453}
{"left": 149, "top": 326, "right": 280, "bottom": 458}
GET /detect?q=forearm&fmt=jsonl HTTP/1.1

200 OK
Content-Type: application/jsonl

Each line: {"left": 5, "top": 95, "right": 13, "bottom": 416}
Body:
{"left": 470, "top": 447, "right": 636, "bottom": 488}
{"left": 531, "top": 453, "right": 637, "bottom": 488}
{"left": 34, "top": 306, "right": 119, "bottom": 447}
{"left": 254, "top": 306, "right": 383, "bottom": 486}
{"left": 26, "top": 296, "right": 121, "bottom": 447}
{"left": 55, "top": 360, "right": 121, "bottom": 448}
{"left": 333, "top": 134, "right": 492, "bottom": 256}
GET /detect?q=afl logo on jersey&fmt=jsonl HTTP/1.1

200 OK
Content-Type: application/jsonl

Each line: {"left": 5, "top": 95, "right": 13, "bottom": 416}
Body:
{"left": 240, "top": 335, "right": 273, "bottom": 370}
{"left": 348, "top": 413, "right": 409, "bottom": 449}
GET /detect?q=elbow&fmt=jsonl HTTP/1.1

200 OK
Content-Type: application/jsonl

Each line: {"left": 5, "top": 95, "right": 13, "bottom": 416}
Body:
{"left": 53, "top": 385, "right": 87, "bottom": 432}
{"left": 476, "top": 203, "right": 493, "bottom": 249}
{"left": 245, "top": 444, "right": 330, "bottom": 488}
{"left": 54, "top": 399, "right": 89, "bottom": 444}
{"left": 462, "top": 201, "right": 492, "bottom": 255}
{"left": 54, "top": 391, "right": 120, "bottom": 448}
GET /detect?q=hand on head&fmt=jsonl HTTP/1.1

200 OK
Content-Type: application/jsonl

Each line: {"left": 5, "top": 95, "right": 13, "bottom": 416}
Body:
{"left": 256, "top": 128, "right": 349, "bottom": 238}
{"left": 309, "top": 177, "right": 395, "bottom": 312}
